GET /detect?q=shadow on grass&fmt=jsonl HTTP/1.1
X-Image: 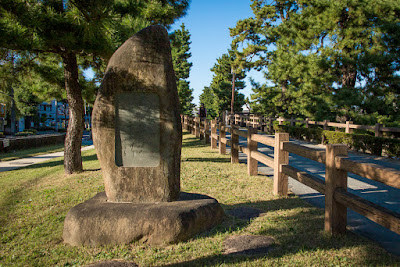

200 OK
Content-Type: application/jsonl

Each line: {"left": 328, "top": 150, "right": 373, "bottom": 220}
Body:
{"left": 182, "top": 136, "right": 209, "bottom": 148}
{"left": 85, "top": 168, "right": 101, "bottom": 172}
{"left": 0, "top": 153, "right": 100, "bottom": 229}
{"left": 164, "top": 197, "right": 394, "bottom": 266}
{"left": 19, "top": 153, "right": 99, "bottom": 171}
{"left": 0, "top": 173, "right": 49, "bottom": 229}
{"left": 183, "top": 157, "right": 230, "bottom": 163}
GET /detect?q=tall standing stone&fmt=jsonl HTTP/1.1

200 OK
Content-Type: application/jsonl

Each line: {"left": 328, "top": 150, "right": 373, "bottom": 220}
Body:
{"left": 92, "top": 25, "right": 181, "bottom": 203}
{"left": 63, "top": 26, "right": 224, "bottom": 246}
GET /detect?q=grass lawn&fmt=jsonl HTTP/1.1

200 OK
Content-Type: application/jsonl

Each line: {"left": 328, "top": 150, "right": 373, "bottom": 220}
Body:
{"left": 0, "top": 131, "right": 399, "bottom": 266}
{"left": 0, "top": 144, "right": 65, "bottom": 162}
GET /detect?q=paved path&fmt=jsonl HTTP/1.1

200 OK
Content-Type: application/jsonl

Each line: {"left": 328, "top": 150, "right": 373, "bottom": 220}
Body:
{"left": 227, "top": 129, "right": 400, "bottom": 256}
{"left": 0, "top": 145, "right": 95, "bottom": 172}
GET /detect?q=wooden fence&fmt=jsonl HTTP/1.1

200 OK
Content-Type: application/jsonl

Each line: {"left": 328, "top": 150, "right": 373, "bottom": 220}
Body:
{"left": 181, "top": 114, "right": 400, "bottom": 236}
{"left": 225, "top": 113, "right": 400, "bottom": 137}
{"left": 0, "top": 133, "right": 66, "bottom": 153}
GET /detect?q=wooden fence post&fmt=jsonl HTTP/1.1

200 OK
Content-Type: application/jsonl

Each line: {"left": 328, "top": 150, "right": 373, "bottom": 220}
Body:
{"left": 290, "top": 117, "right": 295, "bottom": 127}
{"left": 195, "top": 117, "right": 200, "bottom": 138}
{"left": 345, "top": 121, "right": 352, "bottom": 134}
{"left": 374, "top": 123, "right": 382, "bottom": 137}
{"left": 273, "top": 132, "right": 289, "bottom": 196}
{"left": 268, "top": 118, "right": 273, "bottom": 133}
{"left": 247, "top": 127, "right": 258, "bottom": 176}
{"left": 219, "top": 122, "right": 226, "bottom": 154}
{"left": 199, "top": 118, "right": 204, "bottom": 140}
{"left": 191, "top": 117, "right": 195, "bottom": 135}
{"left": 211, "top": 120, "right": 217, "bottom": 149}
{"left": 325, "top": 144, "right": 348, "bottom": 235}
{"left": 323, "top": 120, "right": 329, "bottom": 130}
{"left": 260, "top": 116, "right": 265, "bottom": 131}
{"left": 305, "top": 118, "right": 309, "bottom": 128}
{"left": 204, "top": 119, "right": 210, "bottom": 144}
{"left": 231, "top": 124, "right": 239, "bottom": 163}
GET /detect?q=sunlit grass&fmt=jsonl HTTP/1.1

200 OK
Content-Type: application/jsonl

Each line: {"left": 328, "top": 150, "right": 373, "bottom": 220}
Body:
{"left": 0, "top": 131, "right": 398, "bottom": 266}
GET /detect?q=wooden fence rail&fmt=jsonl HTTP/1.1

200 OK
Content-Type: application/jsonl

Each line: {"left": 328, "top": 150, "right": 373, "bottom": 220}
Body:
{"left": 222, "top": 112, "right": 400, "bottom": 137}
{"left": 181, "top": 114, "right": 400, "bottom": 237}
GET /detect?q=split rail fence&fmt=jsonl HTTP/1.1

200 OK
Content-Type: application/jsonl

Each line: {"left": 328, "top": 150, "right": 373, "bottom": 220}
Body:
{"left": 227, "top": 113, "right": 400, "bottom": 137}
{"left": 181, "top": 115, "right": 400, "bottom": 236}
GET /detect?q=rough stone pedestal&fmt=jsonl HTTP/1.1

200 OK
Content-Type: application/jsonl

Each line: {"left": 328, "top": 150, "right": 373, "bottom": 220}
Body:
{"left": 63, "top": 192, "right": 225, "bottom": 246}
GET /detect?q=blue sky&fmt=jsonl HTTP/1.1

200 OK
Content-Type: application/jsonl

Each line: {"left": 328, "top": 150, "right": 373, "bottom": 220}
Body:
{"left": 171, "top": 0, "right": 265, "bottom": 106}
{"left": 84, "top": 1, "right": 265, "bottom": 106}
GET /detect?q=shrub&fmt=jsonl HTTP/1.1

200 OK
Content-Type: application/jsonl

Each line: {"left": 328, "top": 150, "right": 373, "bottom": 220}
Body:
{"left": 323, "top": 131, "right": 383, "bottom": 155}
{"left": 273, "top": 124, "right": 323, "bottom": 143}
{"left": 383, "top": 139, "right": 400, "bottom": 157}
{"left": 16, "top": 129, "right": 37, "bottom": 136}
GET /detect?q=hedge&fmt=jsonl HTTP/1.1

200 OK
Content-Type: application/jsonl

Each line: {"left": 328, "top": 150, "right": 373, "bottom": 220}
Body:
{"left": 15, "top": 129, "right": 38, "bottom": 136}
{"left": 274, "top": 125, "right": 400, "bottom": 157}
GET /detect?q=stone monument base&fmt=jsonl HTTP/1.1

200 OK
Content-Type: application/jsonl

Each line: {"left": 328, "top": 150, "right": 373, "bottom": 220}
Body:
{"left": 63, "top": 192, "right": 225, "bottom": 246}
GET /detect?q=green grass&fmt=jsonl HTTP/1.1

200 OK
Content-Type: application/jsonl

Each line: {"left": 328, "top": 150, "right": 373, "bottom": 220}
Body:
{"left": 0, "top": 131, "right": 399, "bottom": 266}
{"left": 0, "top": 144, "right": 65, "bottom": 161}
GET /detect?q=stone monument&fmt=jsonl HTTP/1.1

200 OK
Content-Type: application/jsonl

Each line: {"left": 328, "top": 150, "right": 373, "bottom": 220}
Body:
{"left": 63, "top": 25, "right": 224, "bottom": 246}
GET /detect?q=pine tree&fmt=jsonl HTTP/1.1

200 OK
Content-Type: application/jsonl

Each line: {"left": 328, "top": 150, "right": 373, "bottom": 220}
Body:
{"left": 170, "top": 23, "right": 195, "bottom": 115}
{"left": 231, "top": 0, "right": 400, "bottom": 123}
{"left": 199, "top": 86, "right": 217, "bottom": 119}
{"left": 230, "top": 1, "right": 304, "bottom": 118}
{"left": 0, "top": 0, "right": 189, "bottom": 174}
{"left": 200, "top": 49, "right": 246, "bottom": 118}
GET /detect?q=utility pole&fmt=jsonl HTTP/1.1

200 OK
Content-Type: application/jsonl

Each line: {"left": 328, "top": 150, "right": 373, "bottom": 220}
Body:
{"left": 231, "top": 67, "right": 236, "bottom": 115}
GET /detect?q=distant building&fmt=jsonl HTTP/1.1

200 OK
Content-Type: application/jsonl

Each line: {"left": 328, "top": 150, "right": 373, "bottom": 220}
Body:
{"left": 37, "top": 100, "right": 70, "bottom": 129}
{"left": 36, "top": 99, "right": 91, "bottom": 131}
{"left": 3, "top": 99, "right": 91, "bottom": 133}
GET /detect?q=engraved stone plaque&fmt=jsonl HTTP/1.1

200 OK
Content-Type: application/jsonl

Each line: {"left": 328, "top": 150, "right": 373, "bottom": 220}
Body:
{"left": 115, "top": 92, "right": 160, "bottom": 167}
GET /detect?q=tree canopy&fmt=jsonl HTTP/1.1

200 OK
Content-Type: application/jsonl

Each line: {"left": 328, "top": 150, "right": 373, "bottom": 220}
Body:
{"left": 0, "top": 0, "right": 190, "bottom": 173}
{"left": 231, "top": 0, "right": 400, "bottom": 125}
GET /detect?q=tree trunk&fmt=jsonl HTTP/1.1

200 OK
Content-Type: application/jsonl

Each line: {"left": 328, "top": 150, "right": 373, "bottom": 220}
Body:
{"left": 10, "top": 86, "right": 16, "bottom": 134}
{"left": 62, "top": 52, "right": 84, "bottom": 174}
{"left": 341, "top": 64, "right": 357, "bottom": 88}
